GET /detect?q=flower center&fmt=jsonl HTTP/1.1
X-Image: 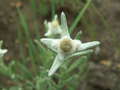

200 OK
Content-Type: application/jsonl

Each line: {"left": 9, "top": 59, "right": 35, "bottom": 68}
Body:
{"left": 60, "top": 38, "right": 73, "bottom": 53}
{"left": 52, "top": 20, "right": 59, "bottom": 28}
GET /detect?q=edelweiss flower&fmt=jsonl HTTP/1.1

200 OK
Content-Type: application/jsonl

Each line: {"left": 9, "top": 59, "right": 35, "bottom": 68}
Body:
{"left": 0, "top": 41, "right": 7, "bottom": 58}
{"left": 41, "top": 12, "right": 100, "bottom": 76}
{"left": 41, "top": 36, "right": 100, "bottom": 76}
{"left": 44, "top": 12, "right": 70, "bottom": 37}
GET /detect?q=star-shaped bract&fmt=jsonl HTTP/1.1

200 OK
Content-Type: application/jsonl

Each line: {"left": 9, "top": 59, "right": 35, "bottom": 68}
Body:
{"left": 44, "top": 12, "right": 70, "bottom": 38}
{"left": 41, "top": 12, "right": 100, "bottom": 76}
{"left": 41, "top": 36, "right": 100, "bottom": 76}
{"left": 44, "top": 15, "right": 62, "bottom": 37}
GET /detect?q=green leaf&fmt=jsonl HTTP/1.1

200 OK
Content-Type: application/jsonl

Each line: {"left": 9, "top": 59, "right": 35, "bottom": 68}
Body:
{"left": 70, "top": 0, "right": 92, "bottom": 33}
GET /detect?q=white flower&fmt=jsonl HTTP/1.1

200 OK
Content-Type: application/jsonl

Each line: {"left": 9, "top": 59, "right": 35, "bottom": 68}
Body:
{"left": 42, "top": 12, "right": 100, "bottom": 76}
{"left": 44, "top": 12, "right": 70, "bottom": 37}
{"left": 0, "top": 41, "right": 7, "bottom": 58}
{"left": 40, "top": 36, "right": 100, "bottom": 76}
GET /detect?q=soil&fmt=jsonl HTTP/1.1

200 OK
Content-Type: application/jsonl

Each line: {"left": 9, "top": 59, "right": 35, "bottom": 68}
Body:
{"left": 0, "top": 0, "right": 120, "bottom": 90}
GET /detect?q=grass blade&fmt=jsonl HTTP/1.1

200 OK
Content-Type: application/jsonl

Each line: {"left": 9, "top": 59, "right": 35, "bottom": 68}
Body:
{"left": 70, "top": 0, "right": 92, "bottom": 34}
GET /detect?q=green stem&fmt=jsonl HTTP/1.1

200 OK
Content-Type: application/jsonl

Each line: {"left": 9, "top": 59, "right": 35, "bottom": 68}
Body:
{"left": 70, "top": 0, "right": 92, "bottom": 34}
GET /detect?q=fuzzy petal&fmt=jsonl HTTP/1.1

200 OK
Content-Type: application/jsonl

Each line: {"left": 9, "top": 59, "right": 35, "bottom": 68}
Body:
{"left": 44, "top": 22, "right": 52, "bottom": 36}
{"left": 40, "top": 38, "right": 59, "bottom": 52}
{"left": 61, "top": 12, "right": 70, "bottom": 37}
{"left": 44, "top": 20, "right": 48, "bottom": 30}
{"left": 44, "top": 30, "right": 52, "bottom": 36}
{"left": 0, "top": 49, "right": 7, "bottom": 57}
{"left": 78, "top": 41, "right": 100, "bottom": 51}
{"left": 66, "top": 49, "right": 93, "bottom": 60}
{"left": 54, "top": 14, "right": 58, "bottom": 20}
{"left": 48, "top": 54, "right": 64, "bottom": 76}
